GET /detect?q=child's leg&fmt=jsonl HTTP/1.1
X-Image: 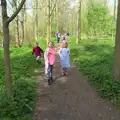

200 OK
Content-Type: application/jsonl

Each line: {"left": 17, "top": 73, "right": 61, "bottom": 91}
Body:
{"left": 47, "top": 64, "right": 53, "bottom": 85}
{"left": 61, "top": 68, "right": 65, "bottom": 75}
{"left": 36, "top": 56, "right": 42, "bottom": 64}
{"left": 65, "top": 68, "right": 68, "bottom": 75}
{"left": 47, "top": 64, "right": 51, "bottom": 85}
{"left": 50, "top": 65, "right": 53, "bottom": 82}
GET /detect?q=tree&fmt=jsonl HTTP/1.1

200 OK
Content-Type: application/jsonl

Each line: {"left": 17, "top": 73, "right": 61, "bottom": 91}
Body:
{"left": 76, "top": 0, "right": 81, "bottom": 44}
{"left": 1, "top": 0, "right": 26, "bottom": 98}
{"left": 35, "top": 0, "right": 38, "bottom": 40}
{"left": 13, "top": 0, "right": 20, "bottom": 47}
{"left": 20, "top": 4, "right": 25, "bottom": 44}
{"left": 113, "top": 0, "right": 120, "bottom": 79}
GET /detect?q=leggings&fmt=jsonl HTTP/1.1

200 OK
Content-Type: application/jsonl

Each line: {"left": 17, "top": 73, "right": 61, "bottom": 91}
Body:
{"left": 47, "top": 64, "right": 53, "bottom": 79}
{"left": 57, "top": 38, "right": 60, "bottom": 43}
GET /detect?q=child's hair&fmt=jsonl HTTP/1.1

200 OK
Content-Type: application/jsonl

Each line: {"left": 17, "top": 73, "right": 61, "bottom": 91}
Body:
{"left": 35, "top": 42, "right": 39, "bottom": 45}
{"left": 61, "top": 40, "right": 68, "bottom": 48}
{"left": 48, "top": 41, "right": 54, "bottom": 47}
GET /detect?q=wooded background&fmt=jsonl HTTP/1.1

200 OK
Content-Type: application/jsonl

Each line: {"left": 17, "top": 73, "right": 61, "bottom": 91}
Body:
{"left": 0, "top": 0, "right": 117, "bottom": 47}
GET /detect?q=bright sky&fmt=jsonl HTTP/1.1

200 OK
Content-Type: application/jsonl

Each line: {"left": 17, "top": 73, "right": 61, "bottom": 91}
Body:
{"left": 108, "top": 0, "right": 114, "bottom": 7}
{"left": 5, "top": 0, "right": 115, "bottom": 15}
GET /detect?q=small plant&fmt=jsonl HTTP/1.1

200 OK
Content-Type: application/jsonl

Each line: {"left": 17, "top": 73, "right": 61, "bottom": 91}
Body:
{"left": 0, "top": 47, "right": 42, "bottom": 120}
{"left": 71, "top": 39, "right": 120, "bottom": 107}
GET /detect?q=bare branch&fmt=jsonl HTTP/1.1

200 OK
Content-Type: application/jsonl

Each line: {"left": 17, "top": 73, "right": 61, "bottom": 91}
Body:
{"left": 50, "top": 0, "right": 57, "bottom": 16}
{"left": 7, "top": 0, "right": 26, "bottom": 23}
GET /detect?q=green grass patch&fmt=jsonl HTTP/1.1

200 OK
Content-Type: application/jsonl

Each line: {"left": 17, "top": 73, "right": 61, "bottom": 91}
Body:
{"left": 70, "top": 39, "right": 120, "bottom": 107}
{"left": 0, "top": 47, "right": 43, "bottom": 120}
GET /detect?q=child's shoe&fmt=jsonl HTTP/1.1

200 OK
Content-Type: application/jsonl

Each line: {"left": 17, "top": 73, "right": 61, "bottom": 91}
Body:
{"left": 50, "top": 77, "right": 53, "bottom": 83}
{"left": 48, "top": 79, "right": 51, "bottom": 85}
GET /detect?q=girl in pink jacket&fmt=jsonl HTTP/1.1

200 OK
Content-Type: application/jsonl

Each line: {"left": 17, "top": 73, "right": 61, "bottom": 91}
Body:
{"left": 44, "top": 41, "right": 56, "bottom": 85}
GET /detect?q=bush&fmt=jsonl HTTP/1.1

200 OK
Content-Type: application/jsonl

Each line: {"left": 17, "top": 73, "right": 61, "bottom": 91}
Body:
{"left": 0, "top": 47, "right": 42, "bottom": 120}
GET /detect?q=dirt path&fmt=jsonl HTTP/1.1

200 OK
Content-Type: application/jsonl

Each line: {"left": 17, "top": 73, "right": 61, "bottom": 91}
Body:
{"left": 33, "top": 55, "right": 120, "bottom": 120}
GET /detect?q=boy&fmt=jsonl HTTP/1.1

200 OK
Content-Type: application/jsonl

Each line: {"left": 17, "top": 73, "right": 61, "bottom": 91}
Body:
{"left": 32, "top": 42, "right": 44, "bottom": 63}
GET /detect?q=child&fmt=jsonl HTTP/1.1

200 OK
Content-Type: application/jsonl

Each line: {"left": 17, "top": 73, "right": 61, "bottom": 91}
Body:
{"left": 56, "top": 31, "right": 61, "bottom": 43}
{"left": 44, "top": 41, "right": 56, "bottom": 85}
{"left": 32, "top": 42, "right": 44, "bottom": 63}
{"left": 59, "top": 41, "right": 70, "bottom": 75}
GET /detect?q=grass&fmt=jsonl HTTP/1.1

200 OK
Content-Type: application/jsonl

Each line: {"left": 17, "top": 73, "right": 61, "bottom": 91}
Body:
{"left": 0, "top": 46, "right": 43, "bottom": 120}
{"left": 1, "top": 36, "right": 120, "bottom": 119}
{"left": 70, "top": 39, "right": 120, "bottom": 107}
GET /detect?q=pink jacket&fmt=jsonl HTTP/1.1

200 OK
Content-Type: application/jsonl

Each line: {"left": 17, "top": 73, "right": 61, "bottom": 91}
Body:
{"left": 44, "top": 47, "right": 56, "bottom": 74}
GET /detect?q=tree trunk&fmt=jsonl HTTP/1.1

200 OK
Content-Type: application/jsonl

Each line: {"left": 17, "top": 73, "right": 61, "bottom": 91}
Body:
{"left": 1, "top": 0, "right": 26, "bottom": 98}
{"left": 113, "top": 0, "right": 120, "bottom": 79}
{"left": 21, "top": 5, "right": 25, "bottom": 44}
{"left": 1, "top": 0, "right": 12, "bottom": 98}
{"left": 13, "top": 0, "right": 20, "bottom": 47}
{"left": 76, "top": 0, "right": 81, "bottom": 44}
{"left": 3, "top": 23, "right": 12, "bottom": 98}
{"left": 47, "top": 0, "right": 51, "bottom": 43}
{"left": 35, "top": 0, "right": 38, "bottom": 40}
{"left": 114, "top": 0, "right": 117, "bottom": 21}
{"left": 15, "top": 15, "right": 20, "bottom": 47}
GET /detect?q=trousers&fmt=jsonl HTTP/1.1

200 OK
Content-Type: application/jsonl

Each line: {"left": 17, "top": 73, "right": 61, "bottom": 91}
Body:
{"left": 47, "top": 64, "right": 53, "bottom": 79}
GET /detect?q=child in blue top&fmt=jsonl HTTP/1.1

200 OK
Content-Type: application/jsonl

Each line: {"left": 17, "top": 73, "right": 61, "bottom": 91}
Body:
{"left": 59, "top": 41, "right": 70, "bottom": 76}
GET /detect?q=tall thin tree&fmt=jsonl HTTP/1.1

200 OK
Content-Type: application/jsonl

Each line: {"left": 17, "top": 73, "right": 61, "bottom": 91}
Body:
{"left": 76, "top": 0, "right": 81, "bottom": 44}
{"left": 1, "top": 0, "right": 26, "bottom": 98}
{"left": 113, "top": 0, "right": 120, "bottom": 79}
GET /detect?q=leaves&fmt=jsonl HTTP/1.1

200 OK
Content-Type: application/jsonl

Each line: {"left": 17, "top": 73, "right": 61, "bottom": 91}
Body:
{"left": 0, "top": 47, "right": 42, "bottom": 120}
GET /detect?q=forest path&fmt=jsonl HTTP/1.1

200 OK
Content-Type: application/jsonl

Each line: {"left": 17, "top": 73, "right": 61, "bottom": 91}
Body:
{"left": 33, "top": 53, "right": 120, "bottom": 120}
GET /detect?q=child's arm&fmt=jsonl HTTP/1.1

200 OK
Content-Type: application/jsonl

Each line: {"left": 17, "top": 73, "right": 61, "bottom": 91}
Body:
{"left": 40, "top": 48, "right": 44, "bottom": 53}
{"left": 44, "top": 48, "right": 49, "bottom": 62}
{"left": 59, "top": 48, "right": 62, "bottom": 56}
{"left": 32, "top": 48, "right": 35, "bottom": 55}
{"left": 39, "top": 47, "right": 44, "bottom": 53}
{"left": 68, "top": 48, "right": 70, "bottom": 55}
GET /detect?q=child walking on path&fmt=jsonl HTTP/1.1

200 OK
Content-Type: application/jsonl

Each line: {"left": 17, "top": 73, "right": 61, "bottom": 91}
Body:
{"left": 44, "top": 41, "right": 56, "bottom": 85}
{"left": 59, "top": 41, "right": 70, "bottom": 76}
{"left": 32, "top": 42, "right": 44, "bottom": 63}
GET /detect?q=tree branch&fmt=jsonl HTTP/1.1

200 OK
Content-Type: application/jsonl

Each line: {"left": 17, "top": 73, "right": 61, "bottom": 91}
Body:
{"left": 50, "top": 0, "right": 57, "bottom": 16}
{"left": 7, "top": 0, "right": 26, "bottom": 23}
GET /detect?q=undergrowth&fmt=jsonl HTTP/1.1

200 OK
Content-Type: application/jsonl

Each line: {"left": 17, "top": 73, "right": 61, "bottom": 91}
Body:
{"left": 70, "top": 39, "right": 120, "bottom": 107}
{"left": 0, "top": 46, "right": 43, "bottom": 120}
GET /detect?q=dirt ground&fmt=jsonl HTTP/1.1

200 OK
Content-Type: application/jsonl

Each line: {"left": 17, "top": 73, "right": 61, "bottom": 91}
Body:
{"left": 33, "top": 55, "right": 120, "bottom": 120}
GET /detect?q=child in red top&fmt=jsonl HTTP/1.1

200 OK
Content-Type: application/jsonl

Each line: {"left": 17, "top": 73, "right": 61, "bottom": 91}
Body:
{"left": 32, "top": 42, "right": 44, "bottom": 63}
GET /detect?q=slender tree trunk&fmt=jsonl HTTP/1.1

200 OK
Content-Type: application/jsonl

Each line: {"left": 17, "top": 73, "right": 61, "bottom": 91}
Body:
{"left": 113, "top": 0, "right": 120, "bottom": 79}
{"left": 3, "top": 24, "right": 12, "bottom": 98}
{"left": 50, "top": 0, "right": 53, "bottom": 39}
{"left": 76, "top": 0, "right": 81, "bottom": 44}
{"left": 47, "top": 0, "right": 51, "bottom": 43}
{"left": 16, "top": 15, "right": 20, "bottom": 47}
{"left": 1, "top": 0, "right": 26, "bottom": 98}
{"left": 56, "top": 3, "right": 59, "bottom": 30}
{"left": 14, "top": 0, "right": 20, "bottom": 47}
{"left": 35, "top": 0, "right": 38, "bottom": 40}
{"left": 114, "top": 0, "right": 117, "bottom": 20}
{"left": 21, "top": 5, "right": 25, "bottom": 44}
{"left": 1, "top": 0, "right": 12, "bottom": 98}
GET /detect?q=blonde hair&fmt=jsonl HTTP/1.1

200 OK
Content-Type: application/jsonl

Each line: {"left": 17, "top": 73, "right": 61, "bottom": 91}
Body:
{"left": 48, "top": 41, "right": 54, "bottom": 46}
{"left": 61, "top": 40, "right": 68, "bottom": 48}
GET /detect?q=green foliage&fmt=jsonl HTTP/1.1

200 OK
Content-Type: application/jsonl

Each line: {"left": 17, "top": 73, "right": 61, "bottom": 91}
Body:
{"left": 71, "top": 39, "right": 120, "bottom": 107}
{"left": 0, "top": 47, "right": 42, "bottom": 120}
{"left": 87, "top": 3, "right": 115, "bottom": 37}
